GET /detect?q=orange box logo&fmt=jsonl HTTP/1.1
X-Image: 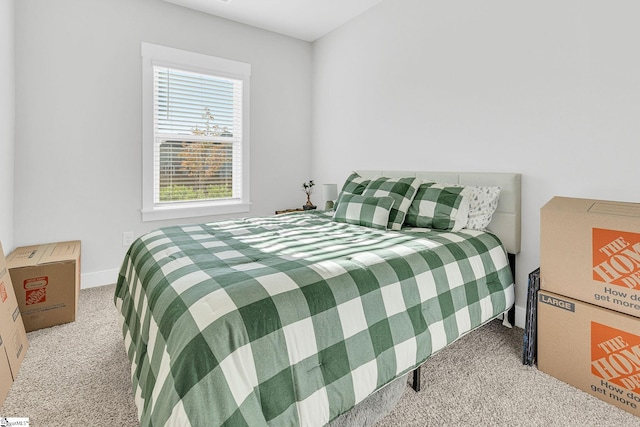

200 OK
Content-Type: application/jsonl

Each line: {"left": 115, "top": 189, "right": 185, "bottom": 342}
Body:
{"left": 591, "top": 321, "right": 640, "bottom": 392}
{"left": 0, "top": 280, "right": 6, "bottom": 303}
{"left": 25, "top": 287, "right": 46, "bottom": 305}
{"left": 593, "top": 228, "right": 640, "bottom": 290}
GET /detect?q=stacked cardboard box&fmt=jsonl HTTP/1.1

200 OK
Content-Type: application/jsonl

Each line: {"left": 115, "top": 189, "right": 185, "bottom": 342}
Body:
{"left": 6, "top": 240, "right": 81, "bottom": 332}
{"left": 538, "top": 196, "right": 640, "bottom": 417}
{"left": 0, "top": 242, "right": 29, "bottom": 406}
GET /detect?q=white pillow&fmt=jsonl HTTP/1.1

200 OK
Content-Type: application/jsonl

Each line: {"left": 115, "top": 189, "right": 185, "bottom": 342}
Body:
{"left": 464, "top": 186, "right": 501, "bottom": 230}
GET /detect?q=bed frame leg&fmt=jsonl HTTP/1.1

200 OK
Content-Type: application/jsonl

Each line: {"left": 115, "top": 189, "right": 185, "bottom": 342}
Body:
{"left": 411, "top": 367, "right": 421, "bottom": 392}
{"left": 507, "top": 253, "right": 516, "bottom": 326}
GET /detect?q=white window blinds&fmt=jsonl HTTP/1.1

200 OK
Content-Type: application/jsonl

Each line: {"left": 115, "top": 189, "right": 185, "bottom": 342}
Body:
{"left": 141, "top": 43, "right": 251, "bottom": 221}
{"left": 153, "top": 66, "right": 243, "bottom": 204}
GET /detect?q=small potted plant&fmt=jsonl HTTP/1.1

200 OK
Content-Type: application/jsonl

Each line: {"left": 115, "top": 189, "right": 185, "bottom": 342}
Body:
{"left": 302, "top": 180, "right": 316, "bottom": 210}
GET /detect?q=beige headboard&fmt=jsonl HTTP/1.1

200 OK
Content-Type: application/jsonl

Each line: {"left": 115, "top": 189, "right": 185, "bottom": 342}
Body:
{"left": 356, "top": 170, "right": 522, "bottom": 255}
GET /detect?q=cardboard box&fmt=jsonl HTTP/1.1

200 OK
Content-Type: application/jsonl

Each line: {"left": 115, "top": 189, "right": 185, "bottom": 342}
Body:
{"left": 0, "top": 339, "right": 12, "bottom": 406}
{"left": 540, "top": 196, "right": 640, "bottom": 317}
{"left": 0, "top": 269, "right": 29, "bottom": 375}
{"left": 538, "top": 290, "right": 640, "bottom": 417}
{"left": 0, "top": 241, "right": 29, "bottom": 406}
{"left": 7, "top": 240, "right": 81, "bottom": 332}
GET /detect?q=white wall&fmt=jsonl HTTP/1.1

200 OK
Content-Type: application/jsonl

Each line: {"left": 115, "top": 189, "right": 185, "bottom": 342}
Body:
{"left": 13, "top": 0, "right": 640, "bottom": 319}
{"left": 14, "top": 0, "right": 312, "bottom": 286}
{"left": 312, "top": 0, "right": 640, "bottom": 325}
{"left": 0, "top": 0, "right": 15, "bottom": 252}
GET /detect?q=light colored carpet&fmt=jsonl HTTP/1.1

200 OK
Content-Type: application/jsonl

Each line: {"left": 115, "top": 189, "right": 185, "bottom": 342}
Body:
{"left": 1, "top": 284, "right": 639, "bottom": 426}
{"left": 1, "top": 284, "right": 139, "bottom": 425}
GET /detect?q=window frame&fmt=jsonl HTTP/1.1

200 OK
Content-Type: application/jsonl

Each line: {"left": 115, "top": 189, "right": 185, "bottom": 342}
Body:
{"left": 141, "top": 42, "right": 251, "bottom": 222}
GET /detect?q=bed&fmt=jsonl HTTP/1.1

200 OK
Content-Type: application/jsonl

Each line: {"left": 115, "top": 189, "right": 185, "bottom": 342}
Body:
{"left": 115, "top": 170, "right": 521, "bottom": 427}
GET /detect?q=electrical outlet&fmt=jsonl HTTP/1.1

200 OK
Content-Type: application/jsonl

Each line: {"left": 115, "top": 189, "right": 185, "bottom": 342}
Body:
{"left": 122, "top": 231, "right": 134, "bottom": 247}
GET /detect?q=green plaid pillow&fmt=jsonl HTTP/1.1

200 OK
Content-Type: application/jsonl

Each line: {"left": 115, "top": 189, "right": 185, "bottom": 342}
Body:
{"left": 361, "top": 177, "right": 421, "bottom": 230}
{"left": 340, "top": 172, "right": 370, "bottom": 195}
{"left": 335, "top": 172, "right": 371, "bottom": 212}
{"left": 405, "top": 182, "right": 470, "bottom": 231}
{"left": 333, "top": 194, "right": 395, "bottom": 230}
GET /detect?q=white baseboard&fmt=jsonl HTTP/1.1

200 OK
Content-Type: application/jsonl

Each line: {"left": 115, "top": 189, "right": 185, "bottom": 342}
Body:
{"left": 514, "top": 304, "right": 526, "bottom": 329}
{"left": 81, "top": 268, "right": 119, "bottom": 289}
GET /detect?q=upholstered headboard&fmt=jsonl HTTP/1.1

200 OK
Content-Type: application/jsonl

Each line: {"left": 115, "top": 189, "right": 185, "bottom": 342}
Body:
{"left": 356, "top": 170, "right": 522, "bottom": 255}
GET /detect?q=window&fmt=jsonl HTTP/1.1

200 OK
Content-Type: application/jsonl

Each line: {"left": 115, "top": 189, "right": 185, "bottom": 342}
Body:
{"left": 141, "top": 43, "right": 251, "bottom": 221}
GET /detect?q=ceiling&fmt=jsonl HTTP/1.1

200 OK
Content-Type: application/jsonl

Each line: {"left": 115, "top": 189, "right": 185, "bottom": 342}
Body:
{"left": 162, "top": 0, "right": 384, "bottom": 42}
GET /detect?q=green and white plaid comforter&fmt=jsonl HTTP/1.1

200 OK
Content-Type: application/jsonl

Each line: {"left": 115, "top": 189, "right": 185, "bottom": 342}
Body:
{"left": 115, "top": 211, "right": 514, "bottom": 427}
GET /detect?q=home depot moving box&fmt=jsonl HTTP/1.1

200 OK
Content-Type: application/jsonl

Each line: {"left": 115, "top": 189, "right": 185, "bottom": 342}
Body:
{"left": 0, "top": 338, "right": 12, "bottom": 406}
{"left": 7, "top": 240, "right": 81, "bottom": 332}
{"left": 0, "top": 241, "right": 29, "bottom": 406}
{"left": 538, "top": 290, "right": 640, "bottom": 417}
{"left": 540, "top": 196, "right": 640, "bottom": 317}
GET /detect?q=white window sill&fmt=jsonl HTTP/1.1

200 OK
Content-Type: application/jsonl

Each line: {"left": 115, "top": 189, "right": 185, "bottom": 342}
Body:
{"left": 141, "top": 201, "right": 251, "bottom": 222}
